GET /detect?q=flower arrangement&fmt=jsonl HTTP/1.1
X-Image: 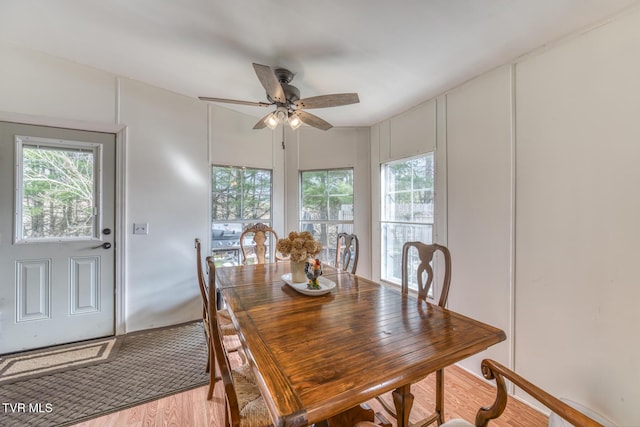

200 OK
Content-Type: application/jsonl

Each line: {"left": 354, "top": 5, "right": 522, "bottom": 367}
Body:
{"left": 276, "top": 231, "right": 322, "bottom": 262}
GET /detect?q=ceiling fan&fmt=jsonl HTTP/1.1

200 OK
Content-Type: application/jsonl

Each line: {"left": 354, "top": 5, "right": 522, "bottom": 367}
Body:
{"left": 199, "top": 63, "right": 359, "bottom": 131}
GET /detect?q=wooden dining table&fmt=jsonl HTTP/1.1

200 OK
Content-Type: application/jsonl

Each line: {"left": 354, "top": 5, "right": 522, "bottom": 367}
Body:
{"left": 216, "top": 262, "right": 506, "bottom": 427}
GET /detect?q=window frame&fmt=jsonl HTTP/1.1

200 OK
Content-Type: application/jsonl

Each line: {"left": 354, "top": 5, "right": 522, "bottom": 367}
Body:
{"left": 14, "top": 135, "right": 103, "bottom": 244}
{"left": 380, "top": 153, "right": 435, "bottom": 287}
{"left": 210, "top": 164, "right": 273, "bottom": 266}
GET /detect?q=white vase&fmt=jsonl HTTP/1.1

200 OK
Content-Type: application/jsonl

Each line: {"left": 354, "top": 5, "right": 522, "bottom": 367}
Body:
{"left": 290, "top": 260, "right": 307, "bottom": 283}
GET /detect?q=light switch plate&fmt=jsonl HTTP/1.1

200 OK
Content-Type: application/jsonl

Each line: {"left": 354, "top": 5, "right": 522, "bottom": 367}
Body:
{"left": 133, "top": 223, "right": 149, "bottom": 235}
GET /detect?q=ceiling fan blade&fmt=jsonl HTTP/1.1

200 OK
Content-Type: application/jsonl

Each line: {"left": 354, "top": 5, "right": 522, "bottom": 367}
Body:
{"left": 293, "top": 110, "right": 333, "bottom": 131}
{"left": 252, "top": 63, "right": 286, "bottom": 104}
{"left": 294, "top": 93, "right": 359, "bottom": 109}
{"left": 253, "top": 112, "right": 272, "bottom": 130}
{"left": 198, "top": 96, "right": 272, "bottom": 107}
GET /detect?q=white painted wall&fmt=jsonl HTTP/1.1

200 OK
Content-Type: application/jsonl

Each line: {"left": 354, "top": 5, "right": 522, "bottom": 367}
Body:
{"left": 367, "top": 7, "right": 640, "bottom": 425}
{"left": 370, "top": 99, "right": 443, "bottom": 287}
{"left": 206, "top": 107, "right": 371, "bottom": 273}
{"left": 514, "top": 8, "right": 640, "bottom": 423}
{"left": 0, "top": 43, "right": 210, "bottom": 333}
{"left": 285, "top": 127, "right": 371, "bottom": 277}
{"left": 0, "top": 44, "right": 116, "bottom": 123}
{"left": 0, "top": 42, "right": 370, "bottom": 336}
{"left": 445, "top": 65, "right": 514, "bottom": 374}
{"left": 5, "top": 5, "right": 640, "bottom": 421}
{"left": 388, "top": 101, "right": 437, "bottom": 160}
{"left": 119, "top": 78, "right": 209, "bottom": 331}
{"left": 208, "top": 104, "right": 286, "bottom": 236}
{"left": 209, "top": 105, "right": 274, "bottom": 170}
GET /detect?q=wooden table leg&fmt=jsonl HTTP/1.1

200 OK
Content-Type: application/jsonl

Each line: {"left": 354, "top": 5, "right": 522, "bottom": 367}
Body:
{"left": 326, "top": 404, "right": 375, "bottom": 426}
{"left": 435, "top": 368, "right": 444, "bottom": 425}
{"left": 392, "top": 384, "right": 414, "bottom": 427}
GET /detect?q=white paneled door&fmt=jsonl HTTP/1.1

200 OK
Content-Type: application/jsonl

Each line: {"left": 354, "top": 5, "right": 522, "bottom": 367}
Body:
{"left": 0, "top": 122, "right": 115, "bottom": 354}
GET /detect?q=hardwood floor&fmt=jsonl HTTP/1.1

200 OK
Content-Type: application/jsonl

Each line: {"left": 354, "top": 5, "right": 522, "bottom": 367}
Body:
{"left": 73, "top": 362, "right": 548, "bottom": 427}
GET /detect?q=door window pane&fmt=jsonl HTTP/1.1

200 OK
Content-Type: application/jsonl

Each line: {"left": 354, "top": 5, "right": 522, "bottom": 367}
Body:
{"left": 18, "top": 140, "right": 98, "bottom": 240}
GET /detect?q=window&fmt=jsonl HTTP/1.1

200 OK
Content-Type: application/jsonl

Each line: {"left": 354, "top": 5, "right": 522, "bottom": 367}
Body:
{"left": 211, "top": 165, "right": 272, "bottom": 266}
{"left": 300, "top": 169, "right": 354, "bottom": 265}
{"left": 16, "top": 137, "right": 101, "bottom": 242}
{"left": 381, "top": 154, "right": 434, "bottom": 287}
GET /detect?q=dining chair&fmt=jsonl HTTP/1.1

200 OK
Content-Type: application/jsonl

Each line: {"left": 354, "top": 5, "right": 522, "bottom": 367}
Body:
{"left": 195, "top": 238, "right": 245, "bottom": 399}
{"left": 375, "top": 241, "right": 452, "bottom": 426}
{"left": 357, "top": 358, "right": 606, "bottom": 427}
{"left": 335, "top": 232, "right": 359, "bottom": 274}
{"left": 239, "top": 223, "right": 284, "bottom": 265}
{"left": 207, "top": 274, "right": 273, "bottom": 427}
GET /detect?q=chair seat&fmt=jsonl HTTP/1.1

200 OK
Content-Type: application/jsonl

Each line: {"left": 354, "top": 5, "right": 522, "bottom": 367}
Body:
{"left": 219, "top": 308, "right": 237, "bottom": 335}
{"left": 441, "top": 420, "right": 474, "bottom": 427}
{"left": 232, "top": 365, "right": 272, "bottom": 427}
{"left": 203, "top": 315, "right": 240, "bottom": 344}
{"left": 357, "top": 420, "right": 472, "bottom": 427}
{"left": 220, "top": 319, "right": 238, "bottom": 336}
{"left": 203, "top": 313, "right": 244, "bottom": 362}
{"left": 219, "top": 308, "right": 232, "bottom": 322}
{"left": 232, "top": 362, "right": 256, "bottom": 384}
{"left": 220, "top": 309, "right": 246, "bottom": 361}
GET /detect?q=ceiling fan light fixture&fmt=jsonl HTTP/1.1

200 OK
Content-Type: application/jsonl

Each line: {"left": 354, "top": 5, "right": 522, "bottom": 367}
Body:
{"left": 264, "top": 113, "right": 279, "bottom": 129}
{"left": 288, "top": 114, "right": 303, "bottom": 130}
{"left": 275, "top": 106, "right": 288, "bottom": 121}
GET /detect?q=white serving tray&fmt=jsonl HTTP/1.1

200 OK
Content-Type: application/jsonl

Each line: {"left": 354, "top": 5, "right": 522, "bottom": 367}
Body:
{"left": 281, "top": 273, "right": 336, "bottom": 296}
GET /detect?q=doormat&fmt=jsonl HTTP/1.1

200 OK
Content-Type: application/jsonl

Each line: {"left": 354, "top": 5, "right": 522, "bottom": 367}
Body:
{"left": 0, "top": 321, "right": 209, "bottom": 427}
{"left": 0, "top": 336, "right": 121, "bottom": 385}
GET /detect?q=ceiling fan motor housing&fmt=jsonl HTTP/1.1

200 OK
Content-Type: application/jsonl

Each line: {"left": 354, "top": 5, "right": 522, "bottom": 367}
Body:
{"left": 267, "top": 83, "right": 300, "bottom": 104}
{"left": 266, "top": 68, "right": 300, "bottom": 105}
{"left": 274, "top": 68, "right": 294, "bottom": 83}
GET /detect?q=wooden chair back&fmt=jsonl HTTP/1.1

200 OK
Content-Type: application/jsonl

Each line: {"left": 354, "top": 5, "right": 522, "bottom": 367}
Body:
{"left": 401, "top": 241, "right": 452, "bottom": 306}
{"left": 239, "top": 223, "right": 281, "bottom": 265}
{"left": 206, "top": 256, "right": 270, "bottom": 426}
{"left": 205, "top": 256, "right": 221, "bottom": 319}
{"left": 206, "top": 265, "right": 242, "bottom": 426}
{"left": 394, "top": 242, "right": 452, "bottom": 425}
{"left": 195, "top": 238, "right": 218, "bottom": 398}
{"left": 474, "top": 359, "right": 605, "bottom": 427}
{"left": 366, "top": 358, "right": 607, "bottom": 427}
{"left": 335, "top": 232, "right": 359, "bottom": 274}
{"left": 195, "top": 238, "right": 209, "bottom": 319}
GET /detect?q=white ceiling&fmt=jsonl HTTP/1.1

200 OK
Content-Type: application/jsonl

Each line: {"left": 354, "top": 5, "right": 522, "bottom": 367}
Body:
{"left": 1, "top": 0, "right": 637, "bottom": 127}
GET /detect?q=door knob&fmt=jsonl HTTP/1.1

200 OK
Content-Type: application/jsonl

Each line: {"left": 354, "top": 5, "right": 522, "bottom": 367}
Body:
{"left": 93, "top": 242, "right": 112, "bottom": 249}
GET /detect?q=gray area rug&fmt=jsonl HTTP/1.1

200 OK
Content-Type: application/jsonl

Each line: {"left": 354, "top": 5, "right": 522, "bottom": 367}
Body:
{"left": 0, "top": 321, "right": 209, "bottom": 427}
